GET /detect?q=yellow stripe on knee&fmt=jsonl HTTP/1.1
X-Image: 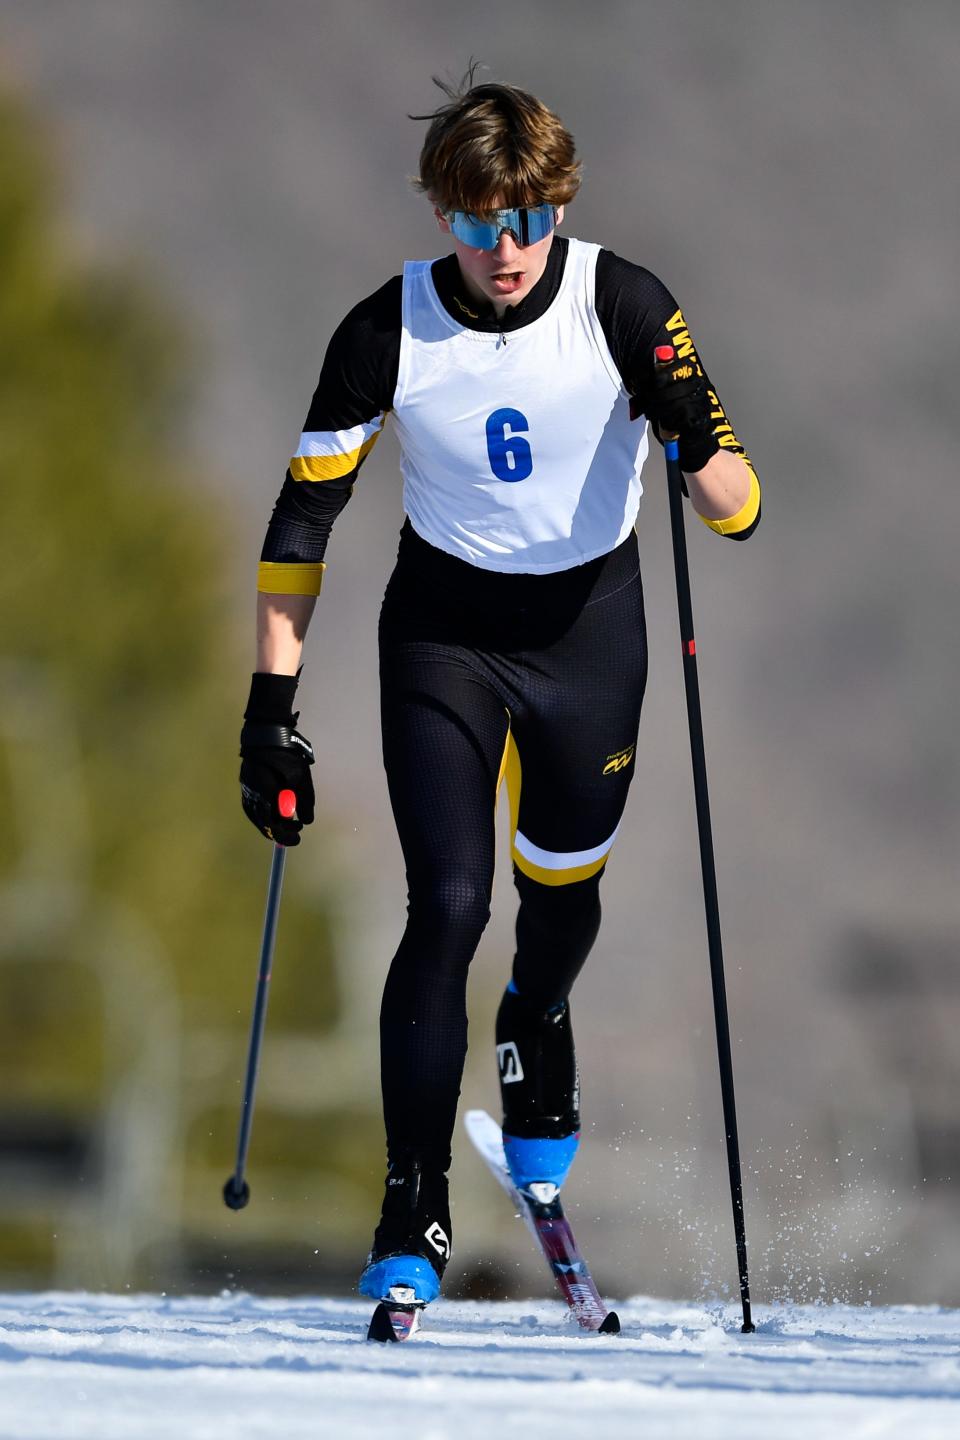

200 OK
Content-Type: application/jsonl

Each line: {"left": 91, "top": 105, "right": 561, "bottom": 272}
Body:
{"left": 511, "top": 849, "right": 611, "bottom": 886}
{"left": 501, "top": 732, "right": 618, "bottom": 886}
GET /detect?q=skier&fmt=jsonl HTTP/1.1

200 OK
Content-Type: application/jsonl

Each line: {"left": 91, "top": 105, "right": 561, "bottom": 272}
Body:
{"left": 238, "top": 73, "right": 760, "bottom": 1312}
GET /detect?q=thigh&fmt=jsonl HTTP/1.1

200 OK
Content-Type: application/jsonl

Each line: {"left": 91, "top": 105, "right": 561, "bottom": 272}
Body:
{"left": 504, "top": 572, "right": 648, "bottom": 886}
{"left": 380, "top": 638, "right": 510, "bottom": 890}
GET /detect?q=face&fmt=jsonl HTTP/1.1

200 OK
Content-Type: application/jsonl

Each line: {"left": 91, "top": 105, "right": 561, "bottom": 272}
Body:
{"left": 435, "top": 203, "right": 564, "bottom": 314}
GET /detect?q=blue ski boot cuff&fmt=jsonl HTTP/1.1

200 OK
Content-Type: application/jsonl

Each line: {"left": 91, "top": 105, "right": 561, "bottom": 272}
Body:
{"left": 503, "top": 1131, "right": 580, "bottom": 1192}
{"left": 358, "top": 1255, "right": 442, "bottom": 1304}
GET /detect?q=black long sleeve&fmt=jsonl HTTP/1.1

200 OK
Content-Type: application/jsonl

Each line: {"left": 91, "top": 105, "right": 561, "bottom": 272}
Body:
{"left": 258, "top": 276, "right": 402, "bottom": 593}
{"left": 594, "top": 250, "right": 760, "bottom": 540}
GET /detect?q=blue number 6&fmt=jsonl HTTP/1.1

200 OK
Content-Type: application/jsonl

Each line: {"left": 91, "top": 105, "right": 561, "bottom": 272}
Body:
{"left": 485, "top": 408, "right": 533, "bottom": 482}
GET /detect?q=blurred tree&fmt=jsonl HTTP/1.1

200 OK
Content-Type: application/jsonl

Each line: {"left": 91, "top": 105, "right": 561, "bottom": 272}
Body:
{"left": 0, "top": 92, "right": 379, "bottom": 1287}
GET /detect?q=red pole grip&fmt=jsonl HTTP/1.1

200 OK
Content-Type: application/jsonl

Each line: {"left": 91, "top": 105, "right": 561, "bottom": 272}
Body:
{"left": 654, "top": 344, "right": 680, "bottom": 441}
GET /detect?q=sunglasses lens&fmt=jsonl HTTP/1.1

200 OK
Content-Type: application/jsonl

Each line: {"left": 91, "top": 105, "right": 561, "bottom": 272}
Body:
{"left": 449, "top": 215, "right": 501, "bottom": 249}
{"left": 448, "top": 205, "right": 556, "bottom": 250}
{"left": 520, "top": 206, "right": 557, "bottom": 244}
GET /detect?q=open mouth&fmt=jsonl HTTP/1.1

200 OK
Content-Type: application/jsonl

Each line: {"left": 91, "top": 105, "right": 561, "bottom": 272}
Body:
{"left": 491, "top": 272, "right": 524, "bottom": 290}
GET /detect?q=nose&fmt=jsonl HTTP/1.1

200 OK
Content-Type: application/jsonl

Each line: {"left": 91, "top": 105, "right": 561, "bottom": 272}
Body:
{"left": 492, "top": 229, "right": 521, "bottom": 259}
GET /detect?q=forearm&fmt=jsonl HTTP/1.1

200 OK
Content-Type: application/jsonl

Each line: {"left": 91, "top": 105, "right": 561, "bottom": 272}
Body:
{"left": 684, "top": 448, "right": 751, "bottom": 520}
{"left": 256, "top": 592, "right": 316, "bottom": 674}
{"left": 254, "top": 467, "right": 350, "bottom": 674}
{"left": 682, "top": 443, "right": 761, "bottom": 540}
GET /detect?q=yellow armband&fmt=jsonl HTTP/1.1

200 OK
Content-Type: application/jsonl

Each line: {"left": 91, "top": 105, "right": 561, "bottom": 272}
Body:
{"left": 257, "top": 560, "right": 326, "bottom": 596}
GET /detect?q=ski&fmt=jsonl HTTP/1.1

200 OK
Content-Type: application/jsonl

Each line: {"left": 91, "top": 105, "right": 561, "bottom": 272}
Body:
{"left": 366, "top": 1286, "right": 425, "bottom": 1343}
{"left": 464, "top": 1108, "right": 620, "bottom": 1334}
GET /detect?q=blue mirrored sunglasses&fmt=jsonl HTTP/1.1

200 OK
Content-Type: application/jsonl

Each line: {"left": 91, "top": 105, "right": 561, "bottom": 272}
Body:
{"left": 445, "top": 203, "right": 558, "bottom": 251}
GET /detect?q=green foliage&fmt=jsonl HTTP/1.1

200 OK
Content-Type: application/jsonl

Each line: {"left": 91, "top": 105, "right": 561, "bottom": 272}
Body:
{"left": 0, "top": 94, "right": 364, "bottom": 1285}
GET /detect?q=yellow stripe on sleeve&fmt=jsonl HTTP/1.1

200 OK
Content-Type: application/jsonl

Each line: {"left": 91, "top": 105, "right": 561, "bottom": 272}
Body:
{"left": 257, "top": 560, "right": 326, "bottom": 596}
{"left": 699, "top": 468, "right": 761, "bottom": 537}
{"left": 290, "top": 431, "right": 382, "bottom": 482}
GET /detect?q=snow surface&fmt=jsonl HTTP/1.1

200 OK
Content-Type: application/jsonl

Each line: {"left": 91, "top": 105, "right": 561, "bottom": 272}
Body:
{"left": 1, "top": 1292, "right": 958, "bottom": 1440}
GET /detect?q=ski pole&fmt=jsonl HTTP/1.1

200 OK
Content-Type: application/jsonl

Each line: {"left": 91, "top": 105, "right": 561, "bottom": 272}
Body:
{"left": 655, "top": 343, "right": 755, "bottom": 1332}
{"left": 223, "top": 788, "right": 297, "bottom": 1210}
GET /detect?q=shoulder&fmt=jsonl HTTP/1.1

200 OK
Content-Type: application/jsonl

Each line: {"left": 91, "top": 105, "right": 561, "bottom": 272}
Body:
{"left": 331, "top": 274, "right": 403, "bottom": 346}
{"left": 595, "top": 249, "right": 677, "bottom": 320}
{"left": 589, "top": 250, "right": 682, "bottom": 394}
{"left": 311, "top": 275, "right": 403, "bottom": 423}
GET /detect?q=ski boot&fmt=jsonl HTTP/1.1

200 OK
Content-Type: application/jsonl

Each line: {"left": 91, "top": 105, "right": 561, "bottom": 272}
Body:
{"left": 360, "top": 1154, "right": 451, "bottom": 1340}
{"left": 496, "top": 983, "right": 580, "bottom": 1203}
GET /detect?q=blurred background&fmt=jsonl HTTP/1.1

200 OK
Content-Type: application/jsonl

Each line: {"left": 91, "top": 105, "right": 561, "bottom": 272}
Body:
{"left": 1, "top": 0, "right": 958, "bottom": 1307}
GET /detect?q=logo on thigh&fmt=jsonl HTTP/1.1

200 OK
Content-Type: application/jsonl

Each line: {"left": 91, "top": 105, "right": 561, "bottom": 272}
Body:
{"left": 602, "top": 745, "right": 635, "bottom": 775}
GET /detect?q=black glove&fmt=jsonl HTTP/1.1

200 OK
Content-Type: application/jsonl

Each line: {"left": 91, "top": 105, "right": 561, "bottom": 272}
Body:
{"left": 239, "top": 672, "right": 316, "bottom": 846}
{"left": 649, "top": 346, "right": 720, "bottom": 475}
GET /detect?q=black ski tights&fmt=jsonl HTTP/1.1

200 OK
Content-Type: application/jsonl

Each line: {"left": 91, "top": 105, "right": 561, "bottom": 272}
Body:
{"left": 379, "top": 865, "right": 603, "bottom": 1166}
{"left": 377, "top": 525, "right": 647, "bottom": 1168}
{"left": 511, "top": 870, "right": 601, "bottom": 1009}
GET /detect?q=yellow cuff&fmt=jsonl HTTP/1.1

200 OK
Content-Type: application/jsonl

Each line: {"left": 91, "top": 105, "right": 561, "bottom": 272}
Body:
{"left": 699, "top": 469, "right": 761, "bottom": 536}
{"left": 257, "top": 560, "right": 325, "bottom": 596}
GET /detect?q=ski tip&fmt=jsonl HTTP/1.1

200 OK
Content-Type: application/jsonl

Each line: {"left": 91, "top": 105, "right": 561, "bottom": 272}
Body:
{"left": 366, "top": 1301, "right": 422, "bottom": 1343}
{"left": 599, "top": 1310, "right": 621, "bottom": 1334}
{"left": 463, "top": 1108, "right": 497, "bottom": 1140}
{"left": 367, "top": 1302, "right": 401, "bottom": 1342}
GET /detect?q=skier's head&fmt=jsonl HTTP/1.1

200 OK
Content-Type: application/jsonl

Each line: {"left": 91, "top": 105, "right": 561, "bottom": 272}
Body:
{"left": 412, "top": 68, "right": 581, "bottom": 310}
{"left": 414, "top": 68, "right": 581, "bottom": 217}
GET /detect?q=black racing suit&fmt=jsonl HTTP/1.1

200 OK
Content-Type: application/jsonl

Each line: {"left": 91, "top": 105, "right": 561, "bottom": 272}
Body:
{"left": 258, "top": 237, "right": 759, "bottom": 1167}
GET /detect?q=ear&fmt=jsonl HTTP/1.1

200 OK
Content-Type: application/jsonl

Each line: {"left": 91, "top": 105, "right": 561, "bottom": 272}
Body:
{"left": 434, "top": 205, "right": 451, "bottom": 234}
{"left": 554, "top": 205, "right": 565, "bottom": 227}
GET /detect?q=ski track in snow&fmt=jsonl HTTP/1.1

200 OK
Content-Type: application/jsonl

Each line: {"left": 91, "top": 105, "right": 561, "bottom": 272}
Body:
{"left": 0, "top": 1293, "right": 958, "bottom": 1440}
